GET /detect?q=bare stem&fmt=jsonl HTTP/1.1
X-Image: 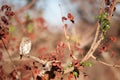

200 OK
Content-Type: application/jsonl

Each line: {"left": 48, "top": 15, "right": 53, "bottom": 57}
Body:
{"left": 16, "top": 0, "right": 36, "bottom": 14}
{"left": 1, "top": 38, "right": 16, "bottom": 68}
{"left": 63, "top": 25, "right": 77, "bottom": 60}
{"left": 91, "top": 55, "right": 120, "bottom": 68}
{"left": 80, "top": 0, "right": 104, "bottom": 62}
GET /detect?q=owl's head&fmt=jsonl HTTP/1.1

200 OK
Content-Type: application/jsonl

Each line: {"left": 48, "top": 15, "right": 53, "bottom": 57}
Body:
{"left": 21, "top": 37, "right": 31, "bottom": 44}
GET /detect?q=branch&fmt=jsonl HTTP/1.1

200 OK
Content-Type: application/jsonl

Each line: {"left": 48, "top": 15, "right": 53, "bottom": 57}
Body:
{"left": 81, "top": 0, "right": 117, "bottom": 62}
{"left": 15, "top": 0, "right": 36, "bottom": 14}
{"left": 91, "top": 55, "right": 120, "bottom": 68}
{"left": 63, "top": 0, "right": 118, "bottom": 74}
{"left": 81, "top": 23, "right": 101, "bottom": 62}
{"left": 1, "top": 38, "right": 16, "bottom": 68}
{"left": 63, "top": 25, "right": 77, "bottom": 60}
{"left": 26, "top": 55, "right": 47, "bottom": 64}
{"left": 80, "top": 0, "right": 105, "bottom": 62}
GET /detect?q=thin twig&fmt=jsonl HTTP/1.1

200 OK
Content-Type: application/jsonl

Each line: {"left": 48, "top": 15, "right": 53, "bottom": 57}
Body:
{"left": 91, "top": 55, "right": 120, "bottom": 68}
{"left": 63, "top": 25, "right": 77, "bottom": 60}
{"left": 1, "top": 38, "right": 16, "bottom": 68}
{"left": 109, "top": 0, "right": 117, "bottom": 19}
{"left": 15, "top": 0, "right": 36, "bottom": 14}
{"left": 80, "top": 0, "right": 105, "bottom": 62}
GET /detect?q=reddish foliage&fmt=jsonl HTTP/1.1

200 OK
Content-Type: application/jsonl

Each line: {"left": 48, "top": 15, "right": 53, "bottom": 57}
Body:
{"left": 67, "top": 13, "right": 74, "bottom": 23}
{"left": 11, "top": 47, "right": 15, "bottom": 51}
{"left": 0, "top": 4, "right": 14, "bottom": 40}
{"left": 67, "top": 13, "right": 74, "bottom": 20}
{"left": 110, "top": 36, "right": 117, "bottom": 43}
{"left": 99, "top": 43, "right": 112, "bottom": 53}
{"left": 37, "top": 18, "right": 45, "bottom": 24}
{"left": 11, "top": 36, "right": 16, "bottom": 41}
{"left": 106, "top": 43, "right": 111, "bottom": 49}
{"left": 99, "top": 46, "right": 108, "bottom": 53}
{"left": 10, "top": 70, "right": 18, "bottom": 79}
{"left": 111, "top": 51, "right": 116, "bottom": 57}
{"left": 16, "top": 45, "right": 20, "bottom": 49}
{"left": 62, "top": 13, "right": 75, "bottom": 24}
{"left": 0, "top": 66, "right": 6, "bottom": 79}
{"left": 38, "top": 47, "right": 47, "bottom": 53}
{"left": 34, "top": 68, "right": 40, "bottom": 74}
{"left": 1, "top": 16, "right": 9, "bottom": 25}
{"left": 68, "top": 73, "right": 74, "bottom": 80}
{"left": 72, "top": 59, "right": 81, "bottom": 69}
{"left": 55, "top": 42, "right": 66, "bottom": 59}
{"left": 34, "top": 17, "right": 46, "bottom": 27}
{"left": 28, "top": 33, "right": 35, "bottom": 40}
{"left": 48, "top": 52, "right": 57, "bottom": 60}
{"left": 1, "top": 5, "right": 9, "bottom": 11}
{"left": 62, "top": 16, "right": 67, "bottom": 22}
{"left": 0, "top": 25, "right": 9, "bottom": 39}
{"left": 5, "top": 11, "right": 15, "bottom": 17}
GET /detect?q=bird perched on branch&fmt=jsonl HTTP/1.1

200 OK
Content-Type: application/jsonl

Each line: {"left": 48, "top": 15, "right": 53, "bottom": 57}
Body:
{"left": 19, "top": 37, "right": 32, "bottom": 59}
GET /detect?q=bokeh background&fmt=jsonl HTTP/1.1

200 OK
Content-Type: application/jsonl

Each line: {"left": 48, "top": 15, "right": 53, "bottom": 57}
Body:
{"left": 0, "top": 0, "right": 120, "bottom": 80}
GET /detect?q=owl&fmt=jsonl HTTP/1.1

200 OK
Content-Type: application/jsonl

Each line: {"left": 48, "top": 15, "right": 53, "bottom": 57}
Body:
{"left": 19, "top": 37, "right": 32, "bottom": 59}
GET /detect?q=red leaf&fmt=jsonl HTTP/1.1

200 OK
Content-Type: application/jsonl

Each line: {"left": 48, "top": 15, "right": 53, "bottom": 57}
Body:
{"left": 38, "top": 47, "right": 47, "bottom": 53}
{"left": 60, "top": 53, "right": 64, "bottom": 58}
{"left": 28, "top": 33, "right": 35, "bottom": 40}
{"left": 110, "top": 36, "right": 117, "bottom": 43}
{"left": 36, "top": 17, "right": 45, "bottom": 25}
{"left": 99, "top": 46, "right": 107, "bottom": 52}
{"left": 11, "top": 37, "right": 16, "bottom": 41}
{"left": 67, "top": 13, "right": 74, "bottom": 20}
{"left": 106, "top": 43, "right": 111, "bottom": 49}
{"left": 62, "top": 16, "right": 67, "bottom": 22}
{"left": 68, "top": 73, "right": 74, "bottom": 80}
{"left": 67, "top": 13, "right": 75, "bottom": 23}
{"left": 34, "top": 69, "right": 40, "bottom": 74}
{"left": 111, "top": 51, "right": 116, "bottom": 57}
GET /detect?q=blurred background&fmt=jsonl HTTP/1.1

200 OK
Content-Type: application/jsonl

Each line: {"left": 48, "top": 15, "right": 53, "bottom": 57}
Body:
{"left": 0, "top": 0, "right": 120, "bottom": 80}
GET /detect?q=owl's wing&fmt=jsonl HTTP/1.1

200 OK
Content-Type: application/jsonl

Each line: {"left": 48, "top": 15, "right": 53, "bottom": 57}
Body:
{"left": 19, "top": 41, "right": 24, "bottom": 55}
{"left": 24, "top": 41, "right": 32, "bottom": 54}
